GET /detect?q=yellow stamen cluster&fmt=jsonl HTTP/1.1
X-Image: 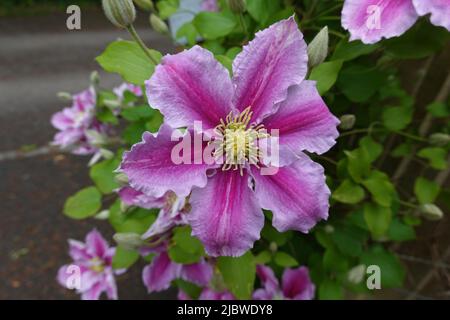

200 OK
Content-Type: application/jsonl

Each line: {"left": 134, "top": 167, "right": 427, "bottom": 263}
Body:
{"left": 89, "top": 257, "right": 105, "bottom": 273}
{"left": 213, "top": 107, "right": 268, "bottom": 175}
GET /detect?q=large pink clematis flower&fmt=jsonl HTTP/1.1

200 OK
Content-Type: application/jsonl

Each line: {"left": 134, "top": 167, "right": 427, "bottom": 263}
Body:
{"left": 253, "top": 265, "right": 315, "bottom": 300}
{"left": 57, "top": 229, "right": 122, "bottom": 300}
{"left": 342, "top": 0, "right": 450, "bottom": 44}
{"left": 120, "top": 17, "right": 339, "bottom": 257}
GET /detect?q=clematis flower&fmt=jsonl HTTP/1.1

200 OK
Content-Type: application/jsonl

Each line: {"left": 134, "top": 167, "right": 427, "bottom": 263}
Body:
{"left": 113, "top": 82, "right": 143, "bottom": 101}
{"left": 120, "top": 17, "right": 339, "bottom": 257}
{"left": 51, "top": 87, "right": 111, "bottom": 155}
{"left": 253, "top": 265, "right": 315, "bottom": 300}
{"left": 342, "top": 0, "right": 450, "bottom": 44}
{"left": 142, "top": 251, "right": 212, "bottom": 293}
{"left": 57, "top": 229, "right": 123, "bottom": 300}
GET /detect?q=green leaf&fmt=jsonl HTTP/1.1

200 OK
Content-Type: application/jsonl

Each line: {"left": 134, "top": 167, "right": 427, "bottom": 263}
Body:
{"left": 246, "top": 0, "right": 280, "bottom": 25}
{"left": 193, "top": 12, "right": 236, "bottom": 40}
{"left": 112, "top": 246, "right": 139, "bottom": 269}
{"left": 261, "top": 224, "right": 291, "bottom": 246}
{"left": 215, "top": 55, "right": 233, "bottom": 75}
{"left": 427, "top": 102, "right": 449, "bottom": 118}
{"left": 175, "top": 279, "right": 202, "bottom": 300}
{"left": 254, "top": 251, "right": 272, "bottom": 264}
{"left": 157, "top": 0, "right": 179, "bottom": 19}
{"left": 89, "top": 158, "right": 121, "bottom": 194}
{"left": 331, "top": 225, "right": 366, "bottom": 257}
{"left": 97, "top": 108, "right": 119, "bottom": 125}
{"left": 168, "top": 226, "right": 204, "bottom": 264}
{"left": 319, "top": 279, "right": 343, "bottom": 300}
{"left": 323, "top": 248, "right": 349, "bottom": 272}
{"left": 63, "top": 186, "right": 102, "bottom": 219}
{"left": 414, "top": 177, "right": 440, "bottom": 205}
{"left": 382, "top": 106, "right": 413, "bottom": 131}
{"left": 332, "top": 180, "right": 366, "bottom": 204}
{"left": 121, "top": 105, "right": 154, "bottom": 121}
{"left": 385, "top": 22, "right": 449, "bottom": 59}
{"left": 109, "top": 202, "right": 157, "bottom": 234}
{"left": 345, "top": 148, "right": 371, "bottom": 183}
{"left": 274, "top": 252, "right": 298, "bottom": 268}
{"left": 176, "top": 22, "right": 198, "bottom": 46}
{"left": 417, "top": 147, "right": 448, "bottom": 170}
{"left": 337, "top": 64, "right": 386, "bottom": 102}
{"left": 309, "top": 60, "right": 343, "bottom": 95}
{"left": 392, "top": 143, "right": 412, "bottom": 158}
{"left": 363, "top": 203, "right": 392, "bottom": 238}
{"left": 332, "top": 38, "right": 379, "bottom": 61}
{"left": 96, "top": 40, "right": 161, "bottom": 85}
{"left": 388, "top": 219, "right": 415, "bottom": 242}
{"left": 123, "top": 121, "right": 147, "bottom": 144}
{"left": 362, "top": 171, "right": 396, "bottom": 207}
{"left": 359, "top": 136, "right": 382, "bottom": 162}
{"left": 217, "top": 252, "right": 256, "bottom": 300}
{"left": 360, "top": 246, "right": 405, "bottom": 288}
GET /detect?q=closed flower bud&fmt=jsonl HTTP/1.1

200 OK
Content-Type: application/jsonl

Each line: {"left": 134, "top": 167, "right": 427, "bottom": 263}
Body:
{"left": 133, "top": 0, "right": 154, "bottom": 11}
{"left": 103, "top": 99, "right": 121, "bottom": 109}
{"left": 228, "top": 0, "right": 246, "bottom": 14}
{"left": 307, "top": 26, "right": 329, "bottom": 68}
{"left": 90, "top": 71, "right": 100, "bottom": 86}
{"left": 429, "top": 133, "right": 450, "bottom": 146}
{"left": 115, "top": 173, "right": 129, "bottom": 185}
{"left": 347, "top": 264, "right": 366, "bottom": 284}
{"left": 324, "top": 224, "right": 334, "bottom": 233}
{"left": 57, "top": 92, "right": 72, "bottom": 101}
{"left": 339, "top": 114, "right": 356, "bottom": 130}
{"left": 269, "top": 242, "right": 278, "bottom": 253}
{"left": 113, "top": 232, "right": 144, "bottom": 250}
{"left": 102, "top": 0, "right": 136, "bottom": 28}
{"left": 94, "top": 210, "right": 110, "bottom": 220}
{"left": 149, "top": 14, "right": 169, "bottom": 34}
{"left": 100, "top": 148, "right": 114, "bottom": 159}
{"left": 420, "top": 204, "right": 443, "bottom": 221}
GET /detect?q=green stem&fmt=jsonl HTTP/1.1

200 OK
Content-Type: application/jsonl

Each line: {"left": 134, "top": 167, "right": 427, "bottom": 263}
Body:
{"left": 398, "top": 200, "right": 418, "bottom": 209}
{"left": 127, "top": 24, "right": 158, "bottom": 65}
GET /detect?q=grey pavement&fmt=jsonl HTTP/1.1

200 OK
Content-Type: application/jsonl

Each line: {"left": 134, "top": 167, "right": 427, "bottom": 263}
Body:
{"left": 0, "top": 8, "right": 175, "bottom": 299}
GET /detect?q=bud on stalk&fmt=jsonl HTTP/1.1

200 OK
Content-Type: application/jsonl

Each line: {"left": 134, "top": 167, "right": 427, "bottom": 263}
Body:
{"left": 149, "top": 14, "right": 169, "bottom": 34}
{"left": 114, "top": 233, "right": 144, "bottom": 250}
{"left": 419, "top": 204, "right": 443, "bottom": 221}
{"left": 307, "top": 26, "right": 329, "bottom": 68}
{"left": 339, "top": 114, "right": 356, "bottom": 130}
{"left": 102, "top": 0, "right": 136, "bottom": 29}
{"left": 429, "top": 133, "right": 450, "bottom": 146}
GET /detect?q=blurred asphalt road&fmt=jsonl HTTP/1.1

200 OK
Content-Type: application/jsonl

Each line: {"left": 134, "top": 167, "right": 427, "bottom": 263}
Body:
{"left": 0, "top": 9, "right": 175, "bottom": 299}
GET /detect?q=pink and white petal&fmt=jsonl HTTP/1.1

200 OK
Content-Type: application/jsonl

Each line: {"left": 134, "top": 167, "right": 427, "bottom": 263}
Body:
{"left": 180, "top": 259, "right": 213, "bottom": 286}
{"left": 118, "top": 186, "right": 165, "bottom": 209}
{"left": 85, "top": 229, "right": 109, "bottom": 259}
{"left": 51, "top": 110, "right": 74, "bottom": 130}
{"left": 120, "top": 124, "right": 211, "bottom": 198}
{"left": 413, "top": 0, "right": 450, "bottom": 31}
{"left": 342, "top": 0, "right": 419, "bottom": 44}
{"left": 104, "top": 272, "right": 119, "bottom": 300}
{"left": 252, "top": 288, "right": 274, "bottom": 300}
{"left": 232, "top": 16, "right": 308, "bottom": 122}
{"left": 263, "top": 81, "right": 339, "bottom": 156}
{"left": 178, "top": 290, "right": 192, "bottom": 300}
{"left": 142, "top": 252, "right": 180, "bottom": 293}
{"left": 80, "top": 270, "right": 103, "bottom": 292}
{"left": 281, "top": 267, "right": 315, "bottom": 300}
{"left": 252, "top": 153, "right": 330, "bottom": 233}
{"left": 57, "top": 264, "right": 73, "bottom": 289}
{"left": 81, "top": 282, "right": 104, "bottom": 300}
{"left": 68, "top": 239, "right": 91, "bottom": 261}
{"left": 256, "top": 265, "right": 280, "bottom": 296}
{"left": 188, "top": 170, "right": 264, "bottom": 257}
{"left": 147, "top": 45, "right": 234, "bottom": 130}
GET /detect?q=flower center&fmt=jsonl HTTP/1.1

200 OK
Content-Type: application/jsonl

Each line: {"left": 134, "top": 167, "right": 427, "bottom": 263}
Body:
{"left": 89, "top": 257, "right": 105, "bottom": 273}
{"left": 213, "top": 107, "right": 268, "bottom": 175}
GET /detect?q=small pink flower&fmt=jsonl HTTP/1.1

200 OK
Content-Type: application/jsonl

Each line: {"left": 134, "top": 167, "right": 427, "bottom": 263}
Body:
{"left": 57, "top": 229, "right": 122, "bottom": 300}
{"left": 113, "top": 83, "right": 143, "bottom": 101}
{"left": 253, "top": 265, "right": 315, "bottom": 300}
{"left": 201, "top": 0, "right": 219, "bottom": 12}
